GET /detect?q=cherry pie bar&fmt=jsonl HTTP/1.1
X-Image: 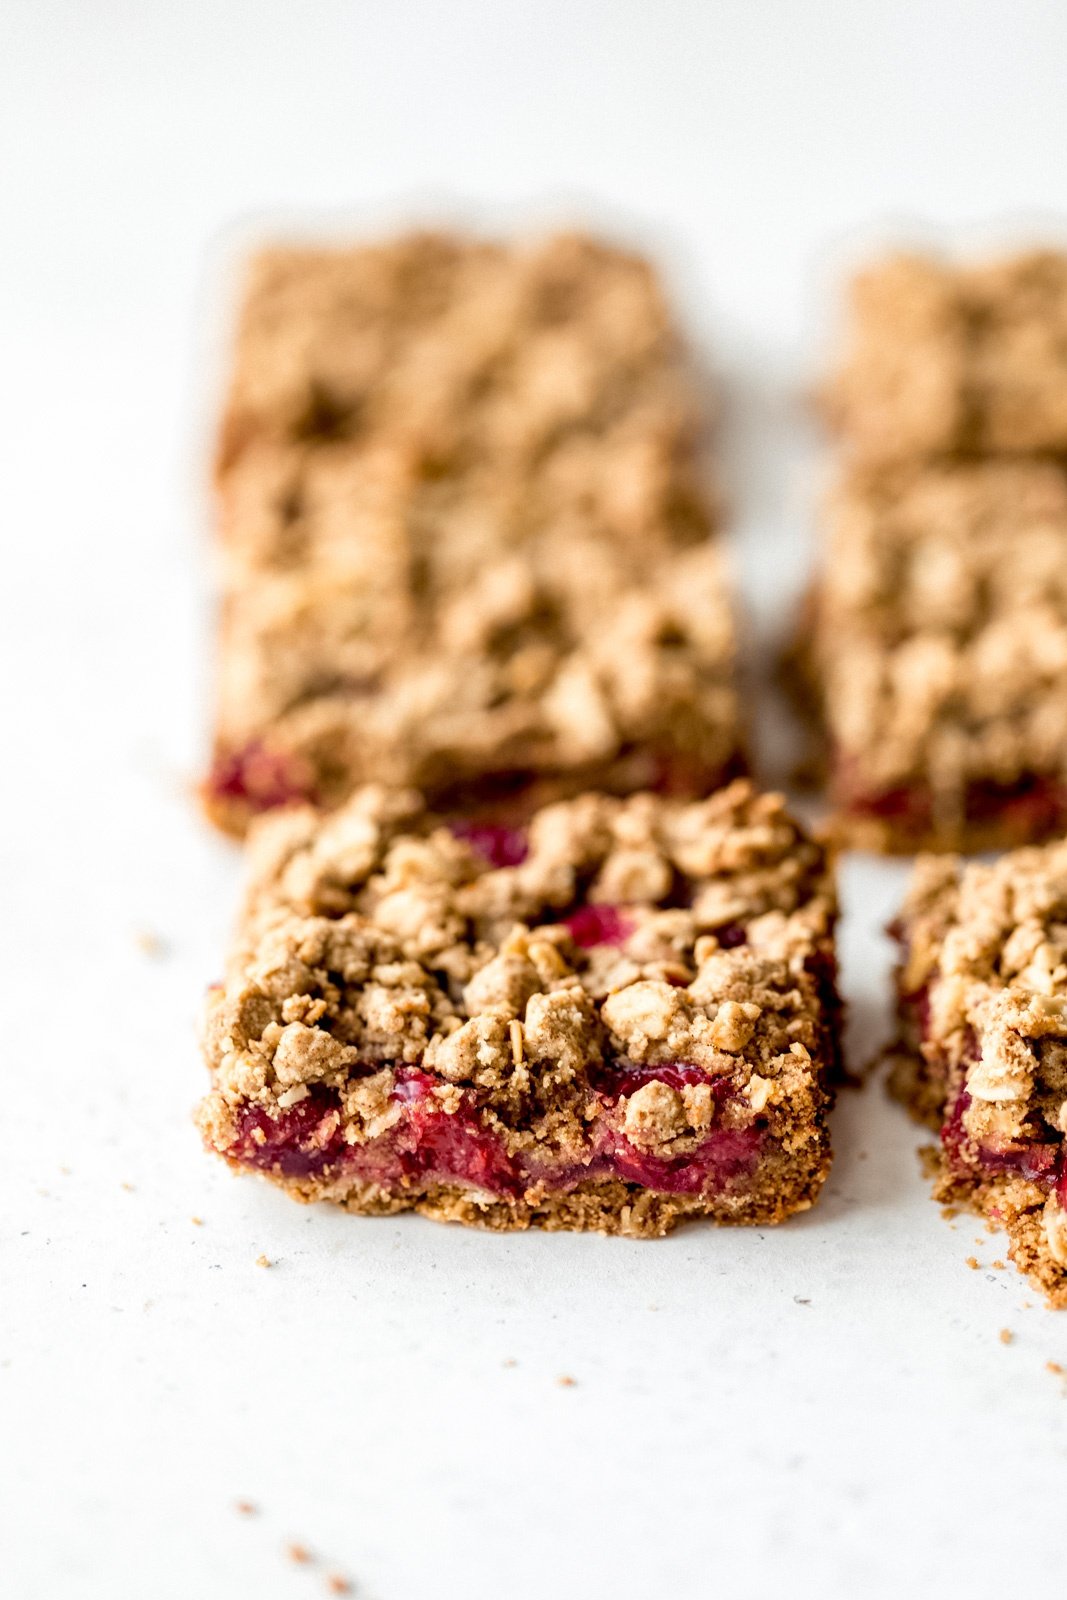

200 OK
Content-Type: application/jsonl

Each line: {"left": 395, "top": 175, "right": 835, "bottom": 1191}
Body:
{"left": 204, "top": 231, "right": 741, "bottom": 834}
{"left": 800, "top": 458, "right": 1067, "bottom": 853}
{"left": 823, "top": 249, "right": 1067, "bottom": 463}
{"left": 888, "top": 846, "right": 1067, "bottom": 1307}
{"left": 196, "top": 781, "right": 840, "bottom": 1235}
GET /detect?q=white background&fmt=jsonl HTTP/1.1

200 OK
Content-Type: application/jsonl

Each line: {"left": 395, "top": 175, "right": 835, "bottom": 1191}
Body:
{"left": 3, "top": 5, "right": 1067, "bottom": 1598}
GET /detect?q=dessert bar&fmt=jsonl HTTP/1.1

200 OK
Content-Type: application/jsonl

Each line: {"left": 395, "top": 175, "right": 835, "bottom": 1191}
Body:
{"left": 888, "top": 847, "right": 1067, "bottom": 1307}
{"left": 204, "top": 233, "right": 741, "bottom": 832}
{"left": 823, "top": 249, "right": 1067, "bottom": 462}
{"left": 197, "top": 780, "right": 840, "bottom": 1235}
{"left": 800, "top": 458, "right": 1067, "bottom": 853}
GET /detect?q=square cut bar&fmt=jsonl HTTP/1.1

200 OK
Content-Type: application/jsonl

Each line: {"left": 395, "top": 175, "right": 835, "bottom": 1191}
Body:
{"left": 823, "top": 249, "right": 1067, "bottom": 462}
{"left": 889, "top": 848, "right": 1067, "bottom": 1306}
{"left": 800, "top": 458, "right": 1067, "bottom": 853}
{"left": 204, "top": 232, "right": 741, "bottom": 833}
{"left": 196, "top": 781, "right": 839, "bottom": 1235}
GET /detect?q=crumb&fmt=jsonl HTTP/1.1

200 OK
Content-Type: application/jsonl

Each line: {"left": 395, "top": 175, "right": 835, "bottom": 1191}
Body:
{"left": 59, "top": 1166, "right": 71, "bottom": 1176}
{"left": 1046, "top": 1360, "right": 1063, "bottom": 1376}
{"left": 135, "top": 928, "right": 167, "bottom": 958}
{"left": 191, "top": 1216, "right": 204, "bottom": 1227}
{"left": 286, "top": 1543, "right": 312, "bottom": 1565}
{"left": 235, "top": 1500, "right": 257, "bottom": 1516}
{"left": 121, "top": 1182, "right": 135, "bottom": 1193}
{"left": 965, "top": 1256, "right": 980, "bottom": 1270}
{"left": 940, "top": 1205, "right": 959, "bottom": 1220}
{"left": 557, "top": 1375, "right": 577, "bottom": 1388}
{"left": 999, "top": 1328, "right": 1014, "bottom": 1346}
{"left": 992, "top": 1259, "right": 1006, "bottom": 1271}
{"left": 255, "top": 1254, "right": 271, "bottom": 1268}
{"left": 502, "top": 1358, "right": 517, "bottom": 1368}
{"left": 326, "top": 1577, "right": 352, "bottom": 1595}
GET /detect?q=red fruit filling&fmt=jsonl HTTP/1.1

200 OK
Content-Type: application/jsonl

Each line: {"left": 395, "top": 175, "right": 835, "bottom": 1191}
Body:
{"left": 448, "top": 820, "right": 529, "bottom": 868}
{"left": 208, "top": 742, "right": 315, "bottom": 813}
{"left": 563, "top": 904, "right": 634, "bottom": 948}
{"left": 842, "top": 768, "right": 1067, "bottom": 839}
{"left": 228, "top": 1064, "right": 763, "bottom": 1200}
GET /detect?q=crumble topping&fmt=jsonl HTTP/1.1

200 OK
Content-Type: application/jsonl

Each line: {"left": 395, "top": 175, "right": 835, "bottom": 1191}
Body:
{"left": 217, "top": 231, "right": 707, "bottom": 473}
{"left": 824, "top": 249, "right": 1067, "bottom": 461}
{"left": 811, "top": 458, "right": 1067, "bottom": 816}
{"left": 198, "top": 782, "right": 837, "bottom": 1201}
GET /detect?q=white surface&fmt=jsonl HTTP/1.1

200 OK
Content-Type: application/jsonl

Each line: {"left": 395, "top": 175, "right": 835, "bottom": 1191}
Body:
{"left": 4, "top": 5, "right": 1067, "bottom": 1598}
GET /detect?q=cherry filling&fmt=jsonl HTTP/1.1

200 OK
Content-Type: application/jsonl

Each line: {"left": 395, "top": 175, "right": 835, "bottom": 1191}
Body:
{"left": 229, "top": 1065, "right": 763, "bottom": 1200}
{"left": 563, "top": 904, "right": 634, "bottom": 949}
{"left": 208, "top": 742, "right": 315, "bottom": 813}
{"left": 448, "top": 820, "right": 529, "bottom": 868}
{"left": 844, "top": 769, "right": 1067, "bottom": 838}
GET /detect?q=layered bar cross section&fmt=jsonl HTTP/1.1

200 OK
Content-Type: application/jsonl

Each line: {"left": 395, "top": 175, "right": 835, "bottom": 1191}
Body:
{"left": 889, "top": 846, "right": 1067, "bottom": 1306}
{"left": 204, "top": 232, "right": 742, "bottom": 833}
{"left": 196, "top": 781, "right": 840, "bottom": 1235}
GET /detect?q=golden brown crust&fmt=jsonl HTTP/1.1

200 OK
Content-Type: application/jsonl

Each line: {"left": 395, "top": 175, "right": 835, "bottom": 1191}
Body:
{"left": 803, "top": 459, "right": 1067, "bottom": 853}
{"left": 889, "top": 846, "right": 1067, "bottom": 1307}
{"left": 196, "top": 781, "right": 840, "bottom": 1232}
{"left": 824, "top": 249, "right": 1067, "bottom": 462}
{"left": 204, "top": 232, "right": 741, "bottom": 833}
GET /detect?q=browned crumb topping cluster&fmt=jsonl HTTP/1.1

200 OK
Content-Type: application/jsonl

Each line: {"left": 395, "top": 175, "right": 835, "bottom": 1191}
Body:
{"left": 892, "top": 845, "right": 1067, "bottom": 1306}
{"left": 213, "top": 437, "right": 738, "bottom": 804}
{"left": 206, "top": 232, "right": 740, "bottom": 829}
{"left": 812, "top": 458, "right": 1067, "bottom": 814}
{"left": 824, "top": 250, "right": 1067, "bottom": 462}
{"left": 218, "top": 231, "right": 709, "bottom": 474}
{"left": 197, "top": 782, "right": 837, "bottom": 1229}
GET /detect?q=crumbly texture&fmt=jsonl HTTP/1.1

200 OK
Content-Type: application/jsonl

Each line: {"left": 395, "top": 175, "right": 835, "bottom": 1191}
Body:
{"left": 204, "top": 232, "right": 739, "bottom": 831}
{"left": 801, "top": 458, "right": 1067, "bottom": 853}
{"left": 197, "top": 781, "right": 840, "bottom": 1234}
{"left": 823, "top": 250, "right": 1067, "bottom": 462}
{"left": 888, "top": 847, "right": 1067, "bottom": 1307}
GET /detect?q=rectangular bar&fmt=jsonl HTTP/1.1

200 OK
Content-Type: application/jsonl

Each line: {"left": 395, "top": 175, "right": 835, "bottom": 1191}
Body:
{"left": 823, "top": 249, "right": 1067, "bottom": 462}
{"left": 204, "top": 232, "right": 741, "bottom": 832}
{"left": 801, "top": 458, "right": 1067, "bottom": 853}
{"left": 197, "top": 781, "right": 839, "bottom": 1235}
{"left": 889, "top": 848, "right": 1067, "bottom": 1307}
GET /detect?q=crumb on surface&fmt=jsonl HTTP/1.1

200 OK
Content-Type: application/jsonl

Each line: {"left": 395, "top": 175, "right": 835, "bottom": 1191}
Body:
{"left": 326, "top": 1576, "right": 352, "bottom": 1595}
{"left": 965, "top": 1256, "right": 980, "bottom": 1270}
{"left": 1047, "top": 1360, "right": 1064, "bottom": 1376}
{"left": 255, "top": 1253, "right": 271, "bottom": 1268}
{"left": 286, "top": 1542, "right": 312, "bottom": 1565}
{"left": 992, "top": 1259, "right": 1006, "bottom": 1271}
{"left": 557, "top": 1375, "right": 577, "bottom": 1387}
{"left": 191, "top": 1215, "right": 204, "bottom": 1226}
{"left": 121, "top": 1182, "right": 135, "bottom": 1193}
{"left": 999, "top": 1328, "right": 1014, "bottom": 1346}
{"left": 235, "top": 1500, "right": 256, "bottom": 1516}
{"left": 135, "top": 928, "right": 167, "bottom": 958}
